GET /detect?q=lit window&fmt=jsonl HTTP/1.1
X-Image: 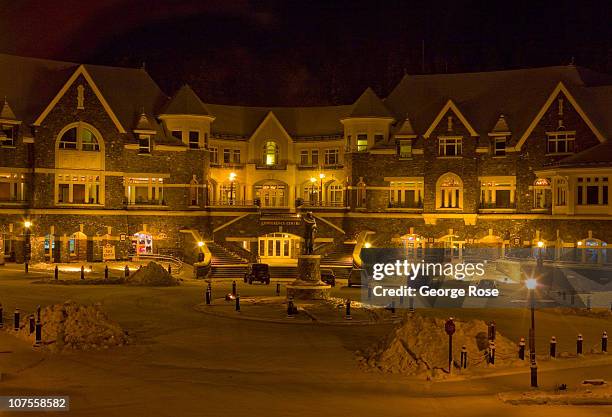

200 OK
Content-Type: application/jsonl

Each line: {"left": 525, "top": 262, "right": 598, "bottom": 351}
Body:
{"left": 437, "top": 173, "right": 463, "bottom": 209}
{"left": 397, "top": 140, "right": 412, "bottom": 158}
{"left": 210, "top": 147, "right": 218, "bottom": 164}
{"left": 438, "top": 137, "right": 462, "bottom": 156}
{"left": 125, "top": 177, "right": 164, "bottom": 205}
{"left": 554, "top": 178, "right": 568, "bottom": 206}
{"left": 263, "top": 141, "right": 279, "bottom": 165}
{"left": 189, "top": 131, "right": 199, "bottom": 149}
{"left": 0, "top": 173, "right": 26, "bottom": 202}
{"left": 58, "top": 124, "right": 100, "bottom": 151}
{"left": 547, "top": 131, "right": 575, "bottom": 154}
{"left": 56, "top": 173, "right": 100, "bottom": 204}
{"left": 388, "top": 179, "right": 423, "bottom": 208}
{"left": 479, "top": 177, "right": 516, "bottom": 209}
{"left": 357, "top": 134, "right": 368, "bottom": 152}
{"left": 533, "top": 178, "right": 550, "bottom": 209}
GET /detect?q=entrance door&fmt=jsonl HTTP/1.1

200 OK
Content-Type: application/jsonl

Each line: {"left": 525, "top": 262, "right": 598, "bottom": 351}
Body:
{"left": 258, "top": 233, "right": 299, "bottom": 262}
{"left": 255, "top": 184, "right": 286, "bottom": 207}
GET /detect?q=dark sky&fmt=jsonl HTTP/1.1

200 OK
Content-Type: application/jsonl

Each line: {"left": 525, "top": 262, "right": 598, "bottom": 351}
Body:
{"left": 1, "top": 0, "right": 611, "bottom": 105}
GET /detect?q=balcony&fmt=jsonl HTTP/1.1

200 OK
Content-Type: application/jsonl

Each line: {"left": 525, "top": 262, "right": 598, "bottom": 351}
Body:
{"left": 300, "top": 201, "right": 347, "bottom": 209}
{"left": 207, "top": 200, "right": 256, "bottom": 208}
{"left": 255, "top": 161, "right": 288, "bottom": 170}
{"left": 387, "top": 201, "right": 423, "bottom": 210}
{"left": 478, "top": 201, "right": 517, "bottom": 212}
{"left": 210, "top": 162, "right": 245, "bottom": 169}
{"left": 322, "top": 163, "right": 344, "bottom": 170}
{"left": 125, "top": 199, "right": 167, "bottom": 209}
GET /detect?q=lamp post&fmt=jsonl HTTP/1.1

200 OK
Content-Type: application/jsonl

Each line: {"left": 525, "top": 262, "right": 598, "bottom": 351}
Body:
{"left": 526, "top": 277, "right": 538, "bottom": 388}
{"left": 310, "top": 177, "right": 316, "bottom": 205}
{"left": 319, "top": 173, "right": 325, "bottom": 206}
{"left": 24, "top": 220, "right": 32, "bottom": 264}
{"left": 229, "top": 172, "right": 236, "bottom": 206}
{"left": 536, "top": 240, "right": 544, "bottom": 269}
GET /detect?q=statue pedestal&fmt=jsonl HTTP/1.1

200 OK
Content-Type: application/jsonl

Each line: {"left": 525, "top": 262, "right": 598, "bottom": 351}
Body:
{"left": 286, "top": 255, "right": 331, "bottom": 300}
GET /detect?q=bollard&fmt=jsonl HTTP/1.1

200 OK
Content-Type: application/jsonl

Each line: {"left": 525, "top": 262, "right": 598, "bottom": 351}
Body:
{"left": 54, "top": 265, "right": 59, "bottom": 280}
{"left": 409, "top": 297, "right": 415, "bottom": 313}
{"left": 489, "top": 341, "right": 496, "bottom": 365}
{"left": 367, "top": 286, "right": 372, "bottom": 300}
{"left": 399, "top": 293, "right": 404, "bottom": 306}
{"left": 586, "top": 295, "right": 591, "bottom": 311}
{"left": 287, "top": 298, "right": 295, "bottom": 318}
{"left": 34, "top": 306, "right": 42, "bottom": 347}
{"left": 104, "top": 265, "right": 109, "bottom": 279}
{"left": 235, "top": 294, "right": 240, "bottom": 312}
{"left": 28, "top": 314, "right": 35, "bottom": 334}
{"left": 577, "top": 334, "right": 583, "bottom": 356}
{"left": 550, "top": 336, "right": 557, "bottom": 358}
{"left": 602, "top": 331, "right": 608, "bottom": 353}
{"left": 14, "top": 308, "right": 20, "bottom": 331}
{"left": 232, "top": 281, "right": 237, "bottom": 296}
{"left": 518, "top": 337, "right": 526, "bottom": 360}
{"left": 345, "top": 299, "right": 352, "bottom": 320}
{"left": 460, "top": 345, "right": 468, "bottom": 369}
{"left": 391, "top": 301, "right": 397, "bottom": 319}
{"left": 205, "top": 287, "right": 212, "bottom": 305}
{"left": 25, "top": 262, "right": 28, "bottom": 274}
{"left": 0, "top": 303, "right": 3, "bottom": 329}
{"left": 276, "top": 282, "right": 280, "bottom": 296}
{"left": 489, "top": 321, "right": 496, "bottom": 341}
{"left": 80, "top": 265, "right": 85, "bottom": 280}
{"left": 124, "top": 265, "right": 129, "bottom": 277}
{"left": 168, "top": 264, "right": 172, "bottom": 275}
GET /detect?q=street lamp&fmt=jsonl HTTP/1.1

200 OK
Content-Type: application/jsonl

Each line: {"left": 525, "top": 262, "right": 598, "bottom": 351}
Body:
{"left": 229, "top": 172, "right": 236, "bottom": 205}
{"left": 310, "top": 177, "right": 316, "bottom": 205}
{"left": 24, "top": 220, "right": 32, "bottom": 266}
{"left": 525, "top": 277, "right": 538, "bottom": 387}
{"left": 536, "top": 240, "right": 544, "bottom": 269}
{"left": 319, "top": 173, "right": 325, "bottom": 205}
{"left": 364, "top": 242, "right": 372, "bottom": 249}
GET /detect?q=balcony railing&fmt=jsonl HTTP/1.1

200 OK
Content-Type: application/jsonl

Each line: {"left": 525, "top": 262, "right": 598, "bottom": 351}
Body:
{"left": 478, "top": 201, "right": 517, "bottom": 210}
{"left": 126, "top": 199, "right": 167, "bottom": 207}
{"left": 210, "top": 162, "right": 245, "bottom": 169}
{"left": 207, "top": 200, "right": 256, "bottom": 207}
{"left": 255, "top": 162, "right": 288, "bottom": 170}
{"left": 387, "top": 201, "right": 423, "bottom": 209}
{"left": 0, "top": 198, "right": 26, "bottom": 204}
{"left": 301, "top": 201, "right": 346, "bottom": 208}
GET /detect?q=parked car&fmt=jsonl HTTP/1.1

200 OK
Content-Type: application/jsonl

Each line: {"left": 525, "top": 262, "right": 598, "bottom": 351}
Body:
{"left": 320, "top": 269, "right": 336, "bottom": 287}
{"left": 244, "top": 263, "right": 271, "bottom": 284}
{"left": 348, "top": 268, "right": 364, "bottom": 287}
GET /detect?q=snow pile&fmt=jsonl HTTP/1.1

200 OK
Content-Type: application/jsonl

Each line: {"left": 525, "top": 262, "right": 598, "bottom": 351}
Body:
{"left": 8, "top": 301, "right": 128, "bottom": 351}
{"left": 359, "top": 314, "right": 522, "bottom": 376}
{"left": 125, "top": 261, "right": 179, "bottom": 286}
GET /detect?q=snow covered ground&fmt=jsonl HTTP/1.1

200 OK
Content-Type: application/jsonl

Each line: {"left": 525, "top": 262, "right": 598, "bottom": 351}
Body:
{"left": 0, "top": 265, "right": 611, "bottom": 417}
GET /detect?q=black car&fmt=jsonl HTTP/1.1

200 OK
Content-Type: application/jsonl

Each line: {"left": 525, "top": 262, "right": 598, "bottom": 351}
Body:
{"left": 320, "top": 269, "right": 336, "bottom": 287}
{"left": 244, "top": 263, "right": 271, "bottom": 284}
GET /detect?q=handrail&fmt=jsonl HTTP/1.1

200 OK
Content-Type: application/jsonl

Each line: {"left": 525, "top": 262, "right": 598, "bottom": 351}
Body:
{"left": 131, "top": 253, "right": 184, "bottom": 272}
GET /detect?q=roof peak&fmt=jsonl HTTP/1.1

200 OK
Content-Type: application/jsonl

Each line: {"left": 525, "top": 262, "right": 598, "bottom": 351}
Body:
{"left": 0, "top": 98, "right": 17, "bottom": 120}
{"left": 348, "top": 87, "right": 393, "bottom": 118}
{"left": 161, "top": 84, "right": 211, "bottom": 116}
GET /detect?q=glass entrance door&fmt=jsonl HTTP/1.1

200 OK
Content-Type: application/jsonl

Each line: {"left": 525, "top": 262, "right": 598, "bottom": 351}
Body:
{"left": 258, "top": 233, "right": 299, "bottom": 261}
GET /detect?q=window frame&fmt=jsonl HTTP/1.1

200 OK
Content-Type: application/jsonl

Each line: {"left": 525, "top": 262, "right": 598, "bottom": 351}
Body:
{"left": 438, "top": 136, "right": 462, "bottom": 157}
{"left": 546, "top": 131, "right": 575, "bottom": 155}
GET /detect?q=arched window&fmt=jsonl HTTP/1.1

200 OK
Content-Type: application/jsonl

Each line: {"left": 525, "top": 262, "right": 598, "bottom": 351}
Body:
{"left": 436, "top": 173, "right": 463, "bottom": 209}
{"left": 58, "top": 123, "right": 100, "bottom": 151}
{"left": 262, "top": 141, "right": 279, "bottom": 165}
{"left": 533, "top": 178, "right": 550, "bottom": 209}
{"left": 327, "top": 180, "right": 344, "bottom": 206}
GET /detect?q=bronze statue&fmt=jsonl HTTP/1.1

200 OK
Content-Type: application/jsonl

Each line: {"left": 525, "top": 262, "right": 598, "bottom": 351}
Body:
{"left": 303, "top": 211, "right": 317, "bottom": 255}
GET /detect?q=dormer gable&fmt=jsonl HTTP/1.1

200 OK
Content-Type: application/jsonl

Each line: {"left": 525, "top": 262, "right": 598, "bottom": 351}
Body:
{"left": 346, "top": 87, "right": 394, "bottom": 119}
{"left": 423, "top": 99, "right": 478, "bottom": 139}
{"left": 394, "top": 116, "right": 417, "bottom": 138}
{"left": 0, "top": 98, "right": 19, "bottom": 123}
{"left": 159, "top": 84, "right": 214, "bottom": 119}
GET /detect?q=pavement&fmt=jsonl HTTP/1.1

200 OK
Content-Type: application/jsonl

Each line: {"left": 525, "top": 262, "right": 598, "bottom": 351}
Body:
{"left": 0, "top": 264, "right": 611, "bottom": 417}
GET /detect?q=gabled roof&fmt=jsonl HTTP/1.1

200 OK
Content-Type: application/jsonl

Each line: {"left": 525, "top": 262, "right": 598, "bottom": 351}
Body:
{"left": 386, "top": 65, "right": 612, "bottom": 144}
{"left": 347, "top": 87, "right": 393, "bottom": 119}
{"left": 161, "top": 84, "right": 212, "bottom": 117}
{"left": 553, "top": 140, "right": 612, "bottom": 168}
{"left": 134, "top": 111, "right": 156, "bottom": 132}
{"left": 0, "top": 99, "right": 17, "bottom": 121}
{"left": 423, "top": 99, "right": 478, "bottom": 138}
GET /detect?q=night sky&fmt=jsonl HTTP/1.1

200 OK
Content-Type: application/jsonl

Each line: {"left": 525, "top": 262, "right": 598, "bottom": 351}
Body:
{"left": 1, "top": 0, "right": 611, "bottom": 105}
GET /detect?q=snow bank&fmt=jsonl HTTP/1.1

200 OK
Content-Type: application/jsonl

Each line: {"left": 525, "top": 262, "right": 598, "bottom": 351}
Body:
{"left": 358, "top": 314, "right": 522, "bottom": 376}
{"left": 8, "top": 301, "right": 128, "bottom": 351}
{"left": 125, "top": 261, "right": 179, "bottom": 286}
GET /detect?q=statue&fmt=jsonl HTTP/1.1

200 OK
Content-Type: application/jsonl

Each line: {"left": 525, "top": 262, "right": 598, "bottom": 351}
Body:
{"left": 303, "top": 211, "right": 317, "bottom": 255}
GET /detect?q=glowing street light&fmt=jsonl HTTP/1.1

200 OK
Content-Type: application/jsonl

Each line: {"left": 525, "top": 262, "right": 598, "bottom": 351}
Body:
{"left": 197, "top": 241, "right": 205, "bottom": 247}
{"left": 364, "top": 242, "right": 372, "bottom": 249}
{"left": 319, "top": 173, "right": 325, "bottom": 205}
{"left": 24, "top": 220, "right": 32, "bottom": 229}
{"left": 309, "top": 177, "right": 317, "bottom": 204}
{"left": 526, "top": 277, "right": 538, "bottom": 387}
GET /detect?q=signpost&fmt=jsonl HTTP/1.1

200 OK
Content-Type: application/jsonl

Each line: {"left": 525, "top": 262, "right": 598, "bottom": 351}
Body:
{"left": 445, "top": 317, "right": 455, "bottom": 374}
{"left": 102, "top": 244, "right": 116, "bottom": 261}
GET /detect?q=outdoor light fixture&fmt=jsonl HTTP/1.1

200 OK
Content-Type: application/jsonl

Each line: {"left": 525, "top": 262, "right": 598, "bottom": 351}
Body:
{"left": 364, "top": 242, "right": 371, "bottom": 249}
{"left": 24, "top": 221, "right": 32, "bottom": 228}
{"left": 525, "top": 278, "right": 537, "bottom": 290}
{"left": 526, "top": 276, "right": 538, "bottom": 387}
{"left": 537, "top": 241, "right": 544, "bottom": 248}
{"left": 197, "top": 241, "right": 204, "bottom": 247}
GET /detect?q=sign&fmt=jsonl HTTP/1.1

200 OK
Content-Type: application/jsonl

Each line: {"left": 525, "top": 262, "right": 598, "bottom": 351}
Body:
{"left": 119, "top": 233, "right": 127, "bottom": 242}
{"left": 445, "top": 319, "right": 456, "bottom": 336}
{"left": 102, "top": 244, "right": 116, "bottom": 260}
{"left": 260, "top": 219, "right": 301, "bottom": 226}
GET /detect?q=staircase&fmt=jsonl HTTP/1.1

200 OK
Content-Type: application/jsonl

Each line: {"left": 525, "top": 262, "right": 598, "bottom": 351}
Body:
{"left": 208, "top": 242, "right": 248, "bottom": 279}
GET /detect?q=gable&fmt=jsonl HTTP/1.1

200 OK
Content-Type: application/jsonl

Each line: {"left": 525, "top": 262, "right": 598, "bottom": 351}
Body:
{"left": 423, "top": 100, "right": 478, "bottom": 138}
{"left": 33, "top": 65, "right": 126, "bottom": 133}
{"left": 514, "top": 82, "right": 605, "bottom": 150}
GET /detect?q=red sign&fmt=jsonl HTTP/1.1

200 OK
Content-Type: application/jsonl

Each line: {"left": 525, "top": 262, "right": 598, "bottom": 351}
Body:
{"left": 445, "top": 319, "right": 455, "bottom": 336}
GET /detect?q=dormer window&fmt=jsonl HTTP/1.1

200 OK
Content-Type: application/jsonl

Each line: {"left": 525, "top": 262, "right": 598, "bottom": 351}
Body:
{"left": 189, "top": 131, "right": 200, "bottom": 149}
{"left": 58, "top": 124, "right": 100, "bottom": 151}
{"left": 171, "top": 130, "right": 182, "bottom": 140}
{"left": 263, "top": 141, "right": 279, "bottom": 165}
{"left": 0, "top": 124, "right": 16, "bottom": 147}
{"left": 493, "top": 136, "right": 506, "bottom": 156}
{"left": 356, "top": 134, "right": 368, "bottom": 152}
{"left": 547, "top": 131, "right": 575, "bottom": 154}
{"left": 138, "top": 135, "right": 151, "bottom": 154}
{"left": 374, "top": 133, "right": 384, "bottom": 143}
{"left": 397, "top": 140, "right": 412, "bottom": 158}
